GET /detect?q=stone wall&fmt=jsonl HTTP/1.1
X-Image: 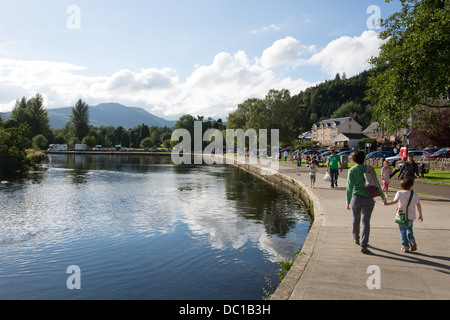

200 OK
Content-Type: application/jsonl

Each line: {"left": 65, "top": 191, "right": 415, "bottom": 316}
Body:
{"left": 360, "top": 157, "right": 450, "bottom": 171}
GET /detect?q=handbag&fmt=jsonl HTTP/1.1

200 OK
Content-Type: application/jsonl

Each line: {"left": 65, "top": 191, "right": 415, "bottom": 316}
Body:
{"left": 364, "top": 165, "right": 381, "bottom": 197}
{"left": 395, "top": 191, "right": 414, "bottom": 225}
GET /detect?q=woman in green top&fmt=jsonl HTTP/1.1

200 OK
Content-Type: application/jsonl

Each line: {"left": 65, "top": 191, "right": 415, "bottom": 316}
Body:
{"left": 346, "top": 151, "right": 387, "bottom": 254}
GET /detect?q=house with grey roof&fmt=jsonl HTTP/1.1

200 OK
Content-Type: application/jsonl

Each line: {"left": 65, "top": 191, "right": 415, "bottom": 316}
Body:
{"left": 311, "top": 117, "right": 362, "bottom": 146}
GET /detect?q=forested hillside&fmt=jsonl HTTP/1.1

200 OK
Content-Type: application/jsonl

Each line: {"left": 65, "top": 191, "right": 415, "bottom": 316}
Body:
{"left": 293, "top": 71, "right": 372, "bottom": 133}
{"left": 226, "top": 70, "right": 374, "bottom": 147}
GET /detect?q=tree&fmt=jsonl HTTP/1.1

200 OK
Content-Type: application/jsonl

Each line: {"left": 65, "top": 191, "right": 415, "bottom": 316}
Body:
{"left": 32, "top": 134, "right": 48, "bottom": 150}
{"left": 367, "top": 0, "right": 449, "bottom": 131}
{"left": 70, "top": 99, "right": 90, "bottom": 140}
{"left": 0, "top": 120, "right": 32, "bottom": 178}
{"left": 11, "top": 94, "right": 51, "bottom": 139}
{"left": 331, "top": 101, "right": 374, "bottom": 129}
{"left": 140, "top": 137, "right": 154, "bottom": 149}
{"left": 265, "top": 89, "right": 297, "bottom": 145}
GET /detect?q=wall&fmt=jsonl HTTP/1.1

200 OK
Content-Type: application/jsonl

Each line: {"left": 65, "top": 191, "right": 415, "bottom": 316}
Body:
{"left": 362, "top": 158, "right": 450, "bottom": 171}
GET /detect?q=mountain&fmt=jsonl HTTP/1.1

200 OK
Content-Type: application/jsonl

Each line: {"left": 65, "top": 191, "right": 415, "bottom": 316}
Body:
{"left": 2, "top": 103, "right": 176, "bottom": 129}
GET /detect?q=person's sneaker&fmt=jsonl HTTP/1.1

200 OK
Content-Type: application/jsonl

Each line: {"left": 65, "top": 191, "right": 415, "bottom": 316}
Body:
{"left": 361, "top": 247, "right": 372, "bottom": 254}
{"left": 410, "top": 243, "right": 417, "bottom": 252}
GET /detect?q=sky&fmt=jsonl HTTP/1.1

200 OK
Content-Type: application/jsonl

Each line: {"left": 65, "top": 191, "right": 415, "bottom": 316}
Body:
{"left": 0, "top": 0, "right": 403, "bottom": 120}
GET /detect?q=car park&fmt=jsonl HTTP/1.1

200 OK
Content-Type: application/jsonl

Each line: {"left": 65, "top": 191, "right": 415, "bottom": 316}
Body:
{"left": 385, "top": 150, "right": 428, "bottom": 166}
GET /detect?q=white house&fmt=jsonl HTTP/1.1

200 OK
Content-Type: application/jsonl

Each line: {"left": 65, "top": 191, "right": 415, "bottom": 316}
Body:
{"left": 311, "top": 117, "right": 363, "bottom": 146}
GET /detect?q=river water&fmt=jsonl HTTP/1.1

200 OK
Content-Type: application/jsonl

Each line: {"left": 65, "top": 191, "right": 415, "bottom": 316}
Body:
{"left": 0, "top": 154, "right": 309, "bottom": 300}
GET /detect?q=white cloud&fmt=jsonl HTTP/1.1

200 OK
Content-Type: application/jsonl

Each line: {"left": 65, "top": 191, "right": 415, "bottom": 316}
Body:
{"left": 305, "top": 30, "right": 385, "bottom": 77}
{"left": 250, "top": 23, "right": 281, "bottom": 35}
{"left": 0, "top": 51, "right": 314, "bottom": 118}
{"left": 0, "top": 31, "right": 383, "bottom": 119}
{"left": 260, "top": 36, "right": 316, "bottom": 69}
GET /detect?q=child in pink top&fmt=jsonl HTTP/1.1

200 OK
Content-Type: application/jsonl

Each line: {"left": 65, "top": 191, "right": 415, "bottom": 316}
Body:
{"left": 381, "top": 160, "right": 392, "bottom": 198}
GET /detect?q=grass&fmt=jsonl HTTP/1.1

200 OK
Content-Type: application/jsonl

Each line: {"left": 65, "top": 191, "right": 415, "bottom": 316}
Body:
{"left": 348, "top": 163, "right": 450, "bottom": 186}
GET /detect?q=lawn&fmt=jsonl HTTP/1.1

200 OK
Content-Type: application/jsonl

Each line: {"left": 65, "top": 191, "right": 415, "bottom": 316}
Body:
{"left": 353, "top": 164, "right": 450, "bottom": 186}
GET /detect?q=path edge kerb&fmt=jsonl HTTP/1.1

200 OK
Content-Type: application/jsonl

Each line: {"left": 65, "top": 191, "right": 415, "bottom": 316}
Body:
{"left": 228, "top": 160, "right": 324, "bottom": 300}
{"left": 269, "top": 170, "right": 323, "bottom": 300}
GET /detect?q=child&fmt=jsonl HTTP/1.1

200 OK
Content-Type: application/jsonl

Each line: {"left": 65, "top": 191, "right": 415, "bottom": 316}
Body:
{"left": 384, "top": 179, "right": 423, "bottom": 253}
{"left": 309, "top": 160, "right": 318, "bottom": 188}
{"left": 381, "top": 160, "right": 393, "bottom": 197}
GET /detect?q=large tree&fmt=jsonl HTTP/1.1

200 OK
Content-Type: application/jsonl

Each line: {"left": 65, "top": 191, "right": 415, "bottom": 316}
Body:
{"left": 367, "top": 0, "right": 449, "bottom": 131}
{"left": 70, "top": 99, "right": 90, "bottom": 140}
{"left": 11, "top": 94, "right": 51, "bottom": 139}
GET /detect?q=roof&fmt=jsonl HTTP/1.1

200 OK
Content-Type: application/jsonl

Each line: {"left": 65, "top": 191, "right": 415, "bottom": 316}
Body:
{"left": 362, "top": 122, "right": 379, "bottom": 133}
{"left": 314, "top": 117, "right": 361, "bottom": 128}
{"left": 334, "top": 132, "right": 369, "bottom": 140}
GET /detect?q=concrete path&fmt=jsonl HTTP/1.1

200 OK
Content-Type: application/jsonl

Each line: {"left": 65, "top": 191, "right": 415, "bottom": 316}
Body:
{"left": 267, "top": 161, "right": 450, "bottom": 300}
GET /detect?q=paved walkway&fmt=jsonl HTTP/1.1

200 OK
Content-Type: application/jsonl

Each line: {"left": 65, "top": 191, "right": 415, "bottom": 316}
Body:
{"left": 263, "top": 161, "right": 450, "bottom": 300}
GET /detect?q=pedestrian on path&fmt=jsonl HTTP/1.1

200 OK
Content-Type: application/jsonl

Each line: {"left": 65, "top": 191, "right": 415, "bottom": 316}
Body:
{"left": 346, "top": 151, "right": 387, "bottom": 254}
{"left": 398, "top": 154, "right": 420, "bottom": 181}
{"left": 384, "top": 179, "right": 423, "bottom": 253}
{"left": 381, "top": 160, "right": 393, "bottom": 198}
{"left": 327, "top": 149, "right": 343, "bottom": 188}
{"left": 309, "top": 159, "right": 318, "bottom": 188}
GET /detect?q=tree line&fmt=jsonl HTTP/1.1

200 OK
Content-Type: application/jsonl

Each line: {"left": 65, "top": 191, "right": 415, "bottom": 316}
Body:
{"left": 226, "top": 73, "right": 374, "bottom": 148}
{"left": 5, "top": 95, "right": 173, "bottom": 150}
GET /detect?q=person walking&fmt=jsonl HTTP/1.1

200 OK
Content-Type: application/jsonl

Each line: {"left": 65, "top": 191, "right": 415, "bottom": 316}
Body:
{"left": 297, "top": 149, "right": 302, "bottom": 167}
{"left": 327, "top": 149, "right": 343, "bottom": 188}
{"left": 384, "top": 179, "right": 423, "bottom": 252}
{"left": 309, "top": 159, "right": 318, "bottom": 188}
{"left": 381, "top": 160, "right": 393, "bottom": 197}
{"left": 346, "top": 151, "right": 387, "bottom": 254}
{"left": 398, "top": 154, "right": 420, "bottom": 181}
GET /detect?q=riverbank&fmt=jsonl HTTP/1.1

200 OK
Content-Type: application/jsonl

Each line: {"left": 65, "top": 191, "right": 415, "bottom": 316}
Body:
{"left": 224, "top": 157, "right": 450, "bottom": 300}
{"left": 45, "top": 150, "right": 172, "bottom": 156}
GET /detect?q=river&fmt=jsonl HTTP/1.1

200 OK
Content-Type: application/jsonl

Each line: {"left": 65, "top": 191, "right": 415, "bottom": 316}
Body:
{"left": 0, "top": 154, "right": 309, "bottom": 300}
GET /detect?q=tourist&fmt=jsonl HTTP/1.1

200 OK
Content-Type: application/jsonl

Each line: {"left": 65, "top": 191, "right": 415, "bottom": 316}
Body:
{"left": 381, "top": 160, "right": 393, "bottom": 198}
{"left": 284, "top": 150, "right": 288, "bottom": 162}
{"left": 390, "top": 157, "right": 407, "bottom": 178}
{"left": 327, "top": 149, "right": 343, "bottom": 188}
{"left": 346, "top": 151, "right": 387, "bottom": 254}
{"left": 398, "top": 154, "right": 420, "bottom": 181}
{"left": 297, "top": 149, "right": 302, "bottom": 167}
{"left": 309, "top": 159, "right": 318, "bottom": 188}
{"left": 384, "top": 179, "right": 423, "bottom": 253}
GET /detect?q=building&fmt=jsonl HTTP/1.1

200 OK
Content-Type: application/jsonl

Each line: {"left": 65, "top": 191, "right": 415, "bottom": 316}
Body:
{"left": 333, "top": 133, "right": 369, "bottom": 149}
{"left": 363, "top": 122, "right": 403, "bottom": 144}
{"left": 298, "top": 131, "right": 312, "bottom": 143}
{"left": 311, "top": 117, "right": 362, "bottom": 146}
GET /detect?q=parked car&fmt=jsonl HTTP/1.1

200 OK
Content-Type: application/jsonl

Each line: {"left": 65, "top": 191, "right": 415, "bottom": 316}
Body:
{"left": 385, "top": 150, "right": 428, "bottom": 166}
{"left": 422, "top": 148, "right": 450, "bottom": 159}
{"left": 300, "top": 149, "right": 317, "bottom": 155}
{"left": 366, "top": 151, "right": 393, "bottom": 159}
{"left": 337, "top": 151, "right": 353, "bottom": 157}
{"left": 422, "top": 147, "right": 440, "bottom": 154}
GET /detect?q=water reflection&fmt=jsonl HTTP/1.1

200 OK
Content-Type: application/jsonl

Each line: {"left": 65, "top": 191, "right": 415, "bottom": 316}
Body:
{"left": 0, "top": 154, "right": 308, "bottom": 299}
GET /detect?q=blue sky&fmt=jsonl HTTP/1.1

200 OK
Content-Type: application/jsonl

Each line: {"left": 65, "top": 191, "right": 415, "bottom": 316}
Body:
{"left": 0, "top": 0, "right": 402, "bottom": 120}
